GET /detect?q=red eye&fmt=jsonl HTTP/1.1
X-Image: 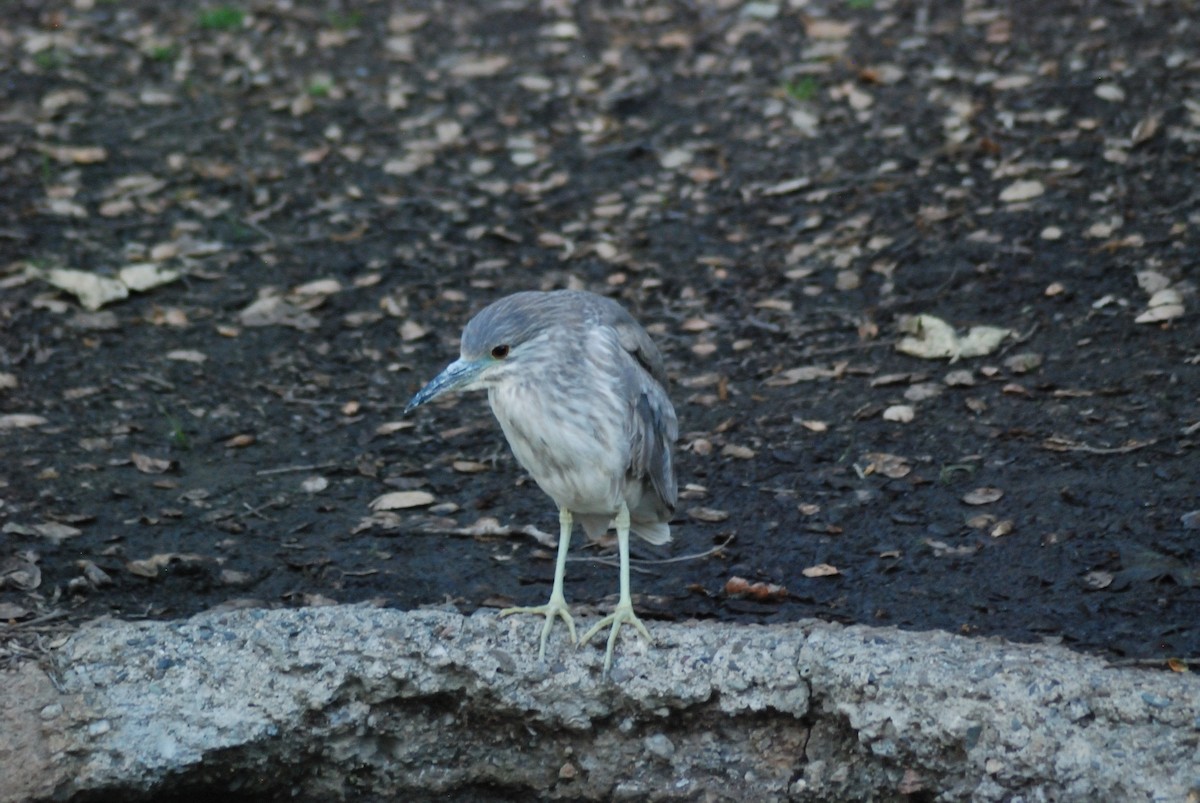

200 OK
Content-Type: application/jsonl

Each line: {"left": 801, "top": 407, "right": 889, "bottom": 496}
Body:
{"left": 491, "top": 344, "right": 510, "bottom": 359}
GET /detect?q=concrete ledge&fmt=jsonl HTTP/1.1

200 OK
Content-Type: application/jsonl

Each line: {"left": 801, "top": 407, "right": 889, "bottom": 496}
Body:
{"left": 2, "top": 606, "right": 1197, "bottom": 801}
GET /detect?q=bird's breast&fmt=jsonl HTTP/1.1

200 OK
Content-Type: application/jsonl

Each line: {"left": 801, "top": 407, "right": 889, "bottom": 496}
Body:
{"left": 488, "top": 381, "right": 627, "bottom": 514}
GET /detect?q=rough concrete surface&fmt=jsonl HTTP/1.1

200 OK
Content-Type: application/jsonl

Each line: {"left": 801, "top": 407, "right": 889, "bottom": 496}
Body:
{"left": 1, "top": 607, "right": 1197, "bottom": 802}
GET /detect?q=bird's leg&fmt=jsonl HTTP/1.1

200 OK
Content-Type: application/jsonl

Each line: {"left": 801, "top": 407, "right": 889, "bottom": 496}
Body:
{"left": 499, "top": 506, "right": 578, "bottom": 659}
{"left": 580, "top": 501, "right": 652, "bottom": 675}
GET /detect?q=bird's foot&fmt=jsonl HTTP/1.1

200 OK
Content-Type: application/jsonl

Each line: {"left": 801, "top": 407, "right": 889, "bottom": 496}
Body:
{"left": 579, "top": 602, "right": 652, "bottom": 675}
{"left": 499, "top": 592, "right": 577, "bottom": 660}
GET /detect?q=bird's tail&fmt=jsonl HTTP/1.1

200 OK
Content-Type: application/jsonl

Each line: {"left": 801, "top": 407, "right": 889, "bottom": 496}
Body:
{"left": 576, "top": 514, "right": 672, "bottom": 546}
{"left": 631, "top": 520, "right": 671, "bottom": 545}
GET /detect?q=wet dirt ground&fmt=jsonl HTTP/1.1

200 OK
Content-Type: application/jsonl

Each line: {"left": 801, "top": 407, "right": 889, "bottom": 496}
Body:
{"left": 2, "top": 0, "right": 1197, "bottom": 669}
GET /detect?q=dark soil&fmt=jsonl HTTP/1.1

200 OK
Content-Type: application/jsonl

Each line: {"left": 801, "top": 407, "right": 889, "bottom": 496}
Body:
{"left": 2, "top": 0, "right": 1197, "bottom": 669}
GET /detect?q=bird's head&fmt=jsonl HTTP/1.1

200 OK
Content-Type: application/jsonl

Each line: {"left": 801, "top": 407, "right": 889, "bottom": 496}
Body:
{"left": 404, "top": 291, "right": 556, "bottom": 413}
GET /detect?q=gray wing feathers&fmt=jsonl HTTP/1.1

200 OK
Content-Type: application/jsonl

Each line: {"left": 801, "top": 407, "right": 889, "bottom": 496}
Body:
{"left": 634, "top": 390, "right": 678, "bottom": 510}
{"left": 568, "top": 290, "right": 678, "bottom": 513}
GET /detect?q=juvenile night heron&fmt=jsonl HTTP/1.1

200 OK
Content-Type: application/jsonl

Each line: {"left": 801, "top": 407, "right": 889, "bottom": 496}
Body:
{"left": 405, "top": 289, "right": 678, "bottom": 673}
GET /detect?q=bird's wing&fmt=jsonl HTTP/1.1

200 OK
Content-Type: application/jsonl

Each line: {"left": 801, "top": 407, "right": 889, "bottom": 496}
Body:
{"left": 631, "top": 387, "right": 678, "bottom": 511}
{"left": 588, "top": 292, "right": 678, "bottom": 510}
{"left": 589, "top": 295, "right": 670, "bottom": 388}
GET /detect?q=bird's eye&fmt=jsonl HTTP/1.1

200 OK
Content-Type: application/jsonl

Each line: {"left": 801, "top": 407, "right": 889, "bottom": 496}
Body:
{"left": 491, "top": 344, "right": 510, "bottom": 359}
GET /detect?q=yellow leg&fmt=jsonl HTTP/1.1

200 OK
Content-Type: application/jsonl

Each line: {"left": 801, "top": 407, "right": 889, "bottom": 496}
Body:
{"left": 580, "top": 502, "right": 652, "bottom": 675}
{"left": 500, "top": 506, "right": 577, "bottom": 659}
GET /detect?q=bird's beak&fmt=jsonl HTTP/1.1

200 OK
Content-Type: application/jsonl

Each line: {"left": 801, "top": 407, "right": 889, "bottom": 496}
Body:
{"left": 404, "top": 357, "right": 485, "bottom": 414}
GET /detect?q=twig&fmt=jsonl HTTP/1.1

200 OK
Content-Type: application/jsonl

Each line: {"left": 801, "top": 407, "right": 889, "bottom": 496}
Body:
{"left": 0, "top": 609, "right": 69, "bottom": 630}
{"left": 1041, "top": 437, "right": 1157, "bottom": 455}
{"left": 255, "top": 461, "right": 340, "bottom": 476}
{"left": 575, "top": 534, "right": 735, "bottom": 569}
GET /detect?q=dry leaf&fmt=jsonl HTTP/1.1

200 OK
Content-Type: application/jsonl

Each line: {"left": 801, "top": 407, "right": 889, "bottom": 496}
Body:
{"left": 944, "top": 370, "right": 975, "bottom": 387}
{"left": 33, "top": 522, "right": 82, "bottom": 544}
{"left": 725, "top": 576, "right": 789, "bottom": 600}
{"left": 119, "top": 263, "right": 180, "bottom": 292}
{"left": 301, "top": 476, "right": 329, "bottom": 493}
{"left": 370, "top": 490, "right": 435, "bottom": 510}
{"left": 449, "top": 54, "right": 510, "bottom": 78}
{"left": 0, "top": 602, "right": 31, "bottom": 620}
{"left": 1134, "top": 288, "right": 1184, "bottom": 324}
{"left": 45, "top": 268, "right": 128, "bottom": 310}
{"left": 131, "top": 452, "right": 175, "bottom": 474}
{"left": 239, "top": 295, "right": 321, "bottom": 330}
{"left": 400, "top": 320, "right": 428, "bottom": 341}
{"left": 292, "top": 278, "right": 341, "bottom": 297}
{"left": 41, "top": 144, "right": 108, "bottom": 164}
{"left": 760, "top": 177, "right": 810, "bottom": 197}
{"left": 801, "top": 563, "right": 840, "bottom": 578}
{"left": 1135, "top": 270, "right": 1171, "bottom": 294}
{"left": 805, "top": 19, "right": 854, "bottom": 39}
{"left": 999, "top": 179, "right": 1045, "bottom": 203}
{"left": 721, "top": 444, "right": 756, "bottom": 460}
{"left": 764, "top": 364, "right": 843, "bottom": 386}
{"left": 1004, "top": 353, "right": 1043, "bottom": 374}
{"left": 688, "top": 506, "right": 729, "bottom": 523}
{"left": 882, "top": 404, "right": 915, "bottom": 423}
{"left": 0, "top": 413, "right": 48, "bottom": 429}
{"left": 79, "top": 559, "right": 114, "bottom": 587}
{"left": 862, "top": 452, "right": 911, "bottom": 479}
{"left": 962, "top": 487, "right": 1004, "bottom": 505}
{"left": 376, "top": 421, "right": 415, "bottom": 435}
{"left": 0, "top": 557, "right": 42, "bottom": 591}
{"left": 897, "top": 315, "right": 1012, "bottom": 361}
{"left": 126, "top": 552, "right": 205, "bottom": 579}
{"left": 453, "top": 460, "right": 489, "bottom": 473}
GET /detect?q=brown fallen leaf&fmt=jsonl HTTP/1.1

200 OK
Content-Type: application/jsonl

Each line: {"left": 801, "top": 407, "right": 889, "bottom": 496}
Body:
{"left": 725, "top": 576, "right": 789, "bottom": 601}
{"left": 861, "top": 452, "right": 911, "bottom": 479}
{"left": 126, "top": 552, "right": 207, "bottom": 578}
{"left": 132, "top": 452, "right": 175, "bottom": 474}
{"left": 40, "top": 144, "right": 109, "bottom": 164}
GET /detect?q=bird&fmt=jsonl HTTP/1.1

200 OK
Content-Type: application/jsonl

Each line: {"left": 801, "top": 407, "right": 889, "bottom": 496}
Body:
{"left": 404, "top": 289, "right": 678, "bottom": 674}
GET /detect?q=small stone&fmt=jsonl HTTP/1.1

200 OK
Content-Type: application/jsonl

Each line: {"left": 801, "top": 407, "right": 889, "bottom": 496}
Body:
{"left": 644, "top": 733, "right": 676, "bottom": 759}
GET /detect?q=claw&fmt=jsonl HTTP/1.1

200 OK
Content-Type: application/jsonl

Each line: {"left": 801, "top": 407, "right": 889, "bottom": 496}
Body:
{"left": 580, "top": 602, "right": 652, "bottom": 675}
{"left": 500, "top": 592, "right": 577, "bottom": 659}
